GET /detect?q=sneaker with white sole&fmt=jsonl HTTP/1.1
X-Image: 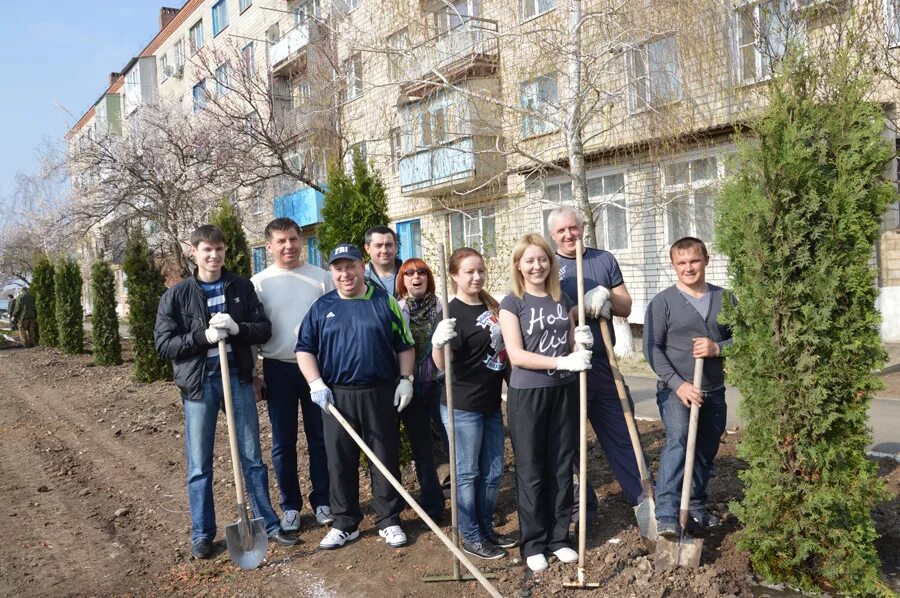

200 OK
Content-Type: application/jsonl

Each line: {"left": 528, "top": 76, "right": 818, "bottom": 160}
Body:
{"left": 526, "top": 554, "right": 549, "bottom": 572}
{"left": 318, "top": 527, "right": 359, "bottom": 550}
{"left": 553, "top": 547, "right": 579, "bottom": 563}
{"left": 280, "top": 509, "right": 301, "bottom": 532}
{"left": 315, "top": 505, "right": 335, "bottom": 526}
{"left": 378, "top": 525, "right": 407, "bottom": 547}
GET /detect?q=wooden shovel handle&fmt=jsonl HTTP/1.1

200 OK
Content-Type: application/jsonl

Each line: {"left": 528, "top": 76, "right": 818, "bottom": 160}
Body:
{"left": 219, "top": 338, "right": 247, "bottom": 505}
{"left": 679, "top": 358, "right": 704, "bottom": 527}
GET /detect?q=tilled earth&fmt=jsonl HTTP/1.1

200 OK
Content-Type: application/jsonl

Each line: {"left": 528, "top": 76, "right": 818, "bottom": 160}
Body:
{"left": 0, "top": 341, "right": 897, "bottom": 597}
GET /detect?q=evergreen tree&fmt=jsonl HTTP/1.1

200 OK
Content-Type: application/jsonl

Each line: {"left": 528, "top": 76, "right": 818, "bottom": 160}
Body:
{"left": 123, "top": 230, "right": 171, "bottom": 382}
{"left": 31, "top": 257, "right": 56, "bottom": 347}
{"left": 91, "top": 261, "right": 122, "bottom": 366}
{"left": 317, "top": 148, "right": 389, "bottom": 257}
{"left": 54, "top": 258, "right": 84, "bottom": 354}
{"left": 210, "top": 198, "right": 252, "bottom": 278}
{"left": 717, "top": 51, "right": 893, "bottom": 595}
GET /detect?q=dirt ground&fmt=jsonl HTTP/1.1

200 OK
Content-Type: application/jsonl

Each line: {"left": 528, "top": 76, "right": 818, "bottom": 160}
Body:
{"left": 0, "top": 341, "right": 897, "bottom": 598}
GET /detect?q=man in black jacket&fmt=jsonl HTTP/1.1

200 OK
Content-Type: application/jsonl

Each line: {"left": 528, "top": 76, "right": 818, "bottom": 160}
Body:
{"left": 155, "top": 225, "right": 298, "bottom": 559}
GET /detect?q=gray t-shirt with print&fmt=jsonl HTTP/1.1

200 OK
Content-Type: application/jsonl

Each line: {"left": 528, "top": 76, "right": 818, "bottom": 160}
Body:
{"left": 500, "top": 292, "right": 575, "bottom": 389}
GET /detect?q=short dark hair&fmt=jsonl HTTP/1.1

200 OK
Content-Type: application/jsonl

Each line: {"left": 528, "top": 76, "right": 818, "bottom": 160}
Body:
{"left": 364, "top": 225, "right": 397, "bottom": 245}
{"left": 7, "top": 294, "right": 12, "bottom": 298}
{"left": 264, "top": 218, "right": 302, "bottom": 241}
{"left": 669, "top": 236, "right": 708, "bottom": 261}
{"left": 190, "top": 224, "right": 227, "bottom": 247}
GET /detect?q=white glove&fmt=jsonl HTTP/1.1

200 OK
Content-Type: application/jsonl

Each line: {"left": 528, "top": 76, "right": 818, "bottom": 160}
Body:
{"left": 210, "top": 312, "right": 239, "bottom": 335}
{"left": 584, "top": 286, "right": 612, "bottom": 320}
{"left": 309, "top": 378, "right": 334, "bottom": 411}
{"left": 557, "top": 350, "right": 593, "bottom": 372}
{"left": 205, "top": 326, "right": 228, "bottom": 344}
{"left": 394, "top": 378, "right": 413, "bottom": 412}
{"left": 431, "top": 318, "right": 457, "bottom": 350}
{"left": 573, "top": 325, "right": 594, "bottom": 350}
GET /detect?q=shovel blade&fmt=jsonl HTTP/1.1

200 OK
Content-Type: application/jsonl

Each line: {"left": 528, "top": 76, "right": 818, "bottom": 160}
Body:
{"left": 225, "top": 516, "right": 268, "bottom": 570}
{"left": 653, "top": 534, "right": 703, "bottom": 570}
{"left": 634, "top": 498, "right": 658, "bottom": 547}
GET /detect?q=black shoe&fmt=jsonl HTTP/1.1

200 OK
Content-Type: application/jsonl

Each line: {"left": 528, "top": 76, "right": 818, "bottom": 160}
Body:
{"left": 485, "top": 533, "right": 518, "bottom": 549}
{"left": 269, "top": 529, "right": 301, "bottom": 546}
{"left": 463, "top": 540, "right": 506, "bottom": 560}
{"left": 690, "top": 509, "right": 720, "bottom": 528}
{"left": 191, "top": 538, "right": 213, "bottom": 559}
{"left": 657, "top": 519, "right": 679, "bottom": 539}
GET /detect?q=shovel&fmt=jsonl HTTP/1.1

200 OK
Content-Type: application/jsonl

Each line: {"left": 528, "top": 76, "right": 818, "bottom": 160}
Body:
{"left": 218, "top": 339, "right": 268, "bottom": 570}
{"left": 654, "top": 357, "right": 705, "bottom": 570}
{"left": 597, "top": 317, "right": 658, "bottom": 547}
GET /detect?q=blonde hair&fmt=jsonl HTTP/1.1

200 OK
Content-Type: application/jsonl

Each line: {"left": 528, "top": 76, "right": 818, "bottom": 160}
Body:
{"left": 448, "top": 247, "right": 500, "bottom": 316}
{"left": 509, "top": 233, "right": 561, "bottom": 301}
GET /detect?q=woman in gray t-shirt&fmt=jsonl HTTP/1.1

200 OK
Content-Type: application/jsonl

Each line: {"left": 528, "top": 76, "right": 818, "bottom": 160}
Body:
{"left": 498, "top": 233, "right": 593, "bottom": 572}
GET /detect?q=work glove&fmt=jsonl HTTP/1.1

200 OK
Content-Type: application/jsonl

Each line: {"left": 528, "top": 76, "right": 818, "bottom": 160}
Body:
{"left": 583, "top": 286, "right": 612, "bottom": 320}
{"left": 205, "top": 326, "right": 228, "bottom": 344}
{"left": 557, "top": 350, "right": 593, "bottom": 372}
{"left": 573, "top": 325, "right": 594, "bottom": 350}
{"left": 210, "top": 312, "right": 239, "bottom": 335}
{"left": 394, "top": 378, "right": 413, "bottom": 412}
{"left": 431, "top": 318, "right": 457, "bottom": 350}
{"left": 309, "top": 378, "right": 334, "bottom": 411}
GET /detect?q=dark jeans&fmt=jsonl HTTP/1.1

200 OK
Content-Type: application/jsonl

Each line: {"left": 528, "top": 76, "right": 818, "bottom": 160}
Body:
{"left": 263, "top": 359, "right": 330, "bottom": 513}
{"left": 399, "top": 382, "right": 445, "bottom": 519}
{"left": 508, "top": 383, "right": 578, "bottom": 558}
{"left": 655, "top": 384, "right": 727, "bottom": 521}
{"left": 323, "top": 383, "right": 403, "bottom": 532}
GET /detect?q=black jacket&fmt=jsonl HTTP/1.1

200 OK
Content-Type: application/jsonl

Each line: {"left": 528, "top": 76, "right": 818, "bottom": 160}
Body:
{"left": 154, "top": 269, "right": 271, "bottom": 401}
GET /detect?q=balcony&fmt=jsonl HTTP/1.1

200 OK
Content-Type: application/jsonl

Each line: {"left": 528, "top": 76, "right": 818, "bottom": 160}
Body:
{"left": 400, "top": 17, "right": 499, "bottom": 97}
{"left": 273, "top": 101, "right": 316, "bottom": 140}
{"left": 269, "top": 21, "right": 316, "bottom": 75}
{"left": 274, "top": 186, "right": 325, "bottom": 228}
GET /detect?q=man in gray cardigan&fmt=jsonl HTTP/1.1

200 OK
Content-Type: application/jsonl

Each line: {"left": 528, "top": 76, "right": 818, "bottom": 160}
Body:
{"left": 643, "top": 237, "right": 734, "bottom": 538}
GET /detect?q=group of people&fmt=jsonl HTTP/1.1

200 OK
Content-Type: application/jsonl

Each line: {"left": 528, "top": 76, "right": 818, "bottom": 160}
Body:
{"left": 6, "top": 288, "right": 37, "bottom": 347}
{"left": 154, "top": 206, "right": 733, "bottom": 574}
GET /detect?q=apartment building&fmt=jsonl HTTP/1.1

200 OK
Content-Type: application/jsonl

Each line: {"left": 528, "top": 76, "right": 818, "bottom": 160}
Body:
{"left": 67, "top": 0, "right": 900, "bottom": 339}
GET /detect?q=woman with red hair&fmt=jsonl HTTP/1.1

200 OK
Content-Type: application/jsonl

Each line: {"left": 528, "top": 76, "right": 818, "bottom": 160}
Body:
{"left": 396, "top": 257, "right": 446, "bottom": 522}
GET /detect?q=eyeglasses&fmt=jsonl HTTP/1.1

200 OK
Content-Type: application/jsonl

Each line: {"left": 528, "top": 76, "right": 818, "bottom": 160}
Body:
{"left": 403, "top": 268, "right": 429, "bottom": 277}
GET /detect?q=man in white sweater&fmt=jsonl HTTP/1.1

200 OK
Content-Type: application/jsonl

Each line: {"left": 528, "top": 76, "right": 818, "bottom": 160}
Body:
{"left": 252, "top": 218, "right": 335, "bottom": 531}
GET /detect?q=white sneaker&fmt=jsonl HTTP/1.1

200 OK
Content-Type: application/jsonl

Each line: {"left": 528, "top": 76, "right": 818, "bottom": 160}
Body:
{"left": 378, "top": 525, "right": 408, "bottom": 547}
{"left": 526, "top": 554, "right": 549, "bottom": 572}
{"left": 553, "top": 547, "right": 579, "bottom": 563}
{"left": 315, "top": 505, "right": 335, "bottom": 526}
{"left": 318, "top": 527, "right": 359, "bottom": 550}
{"left": 280, "top": 509, "right": 301, "bottom": 532}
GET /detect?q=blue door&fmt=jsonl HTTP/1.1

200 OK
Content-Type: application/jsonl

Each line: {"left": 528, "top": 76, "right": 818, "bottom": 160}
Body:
{"left": 396, "top": 219, "right": 422, "bottom": 262}
{"left": 307, "top": 237, "right": 323, "bottom": 268}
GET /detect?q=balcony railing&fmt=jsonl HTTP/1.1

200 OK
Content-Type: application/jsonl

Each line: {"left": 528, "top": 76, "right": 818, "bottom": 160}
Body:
{"left": 269, "top": 21, "right": 311, "bottom": 71}
{"left": 402, "top": 17, "right": 499, "bottom": 85}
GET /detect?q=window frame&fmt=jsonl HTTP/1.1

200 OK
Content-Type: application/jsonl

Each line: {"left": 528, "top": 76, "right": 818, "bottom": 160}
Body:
{"left": 449, "top": 207, "right": 496, "bottom": 258}
{"left": 626, "top": 35, "right": 682, "bottom": 114}
{"left": 343, "top": 53, "right": 363, "bottom": 101}
{"left": 241, "top": 41, "right": 255, "bottom": 73}
{"left": 192, "top": 79, "right": 208, "bottom": 112}
{"left": 294, "top": 0, "right": 321, "bottom": 23}
{"left": 732, "top": 0, "right": 790, "bottom": 85}
{"left": 886, "top": 0, "right": 900, "bottom": 47}
{"left": 239, "top": 0, "right": 253, "bottom": 13}
{"left": 189, "top": 20, "right": 204, "bottom": 54}
{"left": 389, "top": 127, "right": 402, "bottom": 174}
{"left": 519, "top": 73, "right": 559, "bottom": 138}
{"left": 212, "top": 0, "right": 229, "bottom": 37}
{"left": 386, "top": 28, "right": 409, "bottom": 82}
{"left": 215, "top": 63, "right": 231, "bottom": 96}
{"left": 174, "top": 39, "right": 185, "bottom": 68}
{"left": 660, "top": 154, "right": 723, "bottom": 244}
{"left": 541, "top": 170, "right": 629, "bottom": 251}
{"left": 520, "top": 0, "right": 556, "bottom": 22}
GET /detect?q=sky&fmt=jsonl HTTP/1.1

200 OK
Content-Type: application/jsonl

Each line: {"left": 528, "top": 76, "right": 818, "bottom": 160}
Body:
{"left": 0, "top": 1, "right": 179, "bottom": 216}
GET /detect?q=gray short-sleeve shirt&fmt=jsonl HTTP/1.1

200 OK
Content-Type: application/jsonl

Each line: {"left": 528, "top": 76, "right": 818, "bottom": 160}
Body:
{"left": 500, "top": 292, "right": 576, "bottom": 389}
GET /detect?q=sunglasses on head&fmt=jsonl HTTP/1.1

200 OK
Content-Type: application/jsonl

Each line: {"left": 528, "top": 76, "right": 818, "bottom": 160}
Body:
{"left": 403, "top": 268, "right": 429, "bottom": 276}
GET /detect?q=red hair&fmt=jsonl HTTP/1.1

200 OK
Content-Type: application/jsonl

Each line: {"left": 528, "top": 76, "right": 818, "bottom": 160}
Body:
{"left": 396, "top": 258, "right": 436, "bottom": 298}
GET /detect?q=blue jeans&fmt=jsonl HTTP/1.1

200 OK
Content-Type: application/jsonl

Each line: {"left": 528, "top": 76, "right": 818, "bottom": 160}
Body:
{"left": 655, "top": 384, "right": 727, "bottom": 521}
{"left": 441, "top": 405, "right": 504, "bottom": 544}
{"left": 183, "top": 375, "right": 280, "bottom": 541}
{"left": 263, "top": 359, "right": 330, "bottom": 513}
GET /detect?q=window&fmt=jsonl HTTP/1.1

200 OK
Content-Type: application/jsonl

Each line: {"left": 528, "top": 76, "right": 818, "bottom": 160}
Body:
{"left": 252, "top": 246, "right": 267, "bottom": 274}
{"left": 449, "top": 207, "right": 496, "bottom": 257}
{"left": 190, "top": 21, "right": 204, "bottom": 53}
{"left": 174, "top": 39, "right": 185, "bottom": 68}
{"left": 212, "top": 0, "right": 229, "bottom": 36}
{"left": 520, "top": 74, "right": 558, "bottom": 137}
{"left": 434, "top": 0, "right": 477, "bottom": 35}
{"left": 124, "top": 68, "right": 141, "bottom": 115}
{"left": 344, "top": 0, "right": 362, "bottom": 11}
{"left": 386, "top": 28, "right": 409, "bottom": 81}
{"left": 588, "top": 173, "right": 628, "bottom": 250}
{"left": 343, "top": 54, "right": 363, "bottom": 101}
{"left": 344, "top": 141, "right": 368, "bottom": 175}
{"left": 396, "top": 219, "right": 422, "bottom": 261}
{"left": 307, "top": 237, "right": 324, "bottom": 268}
{"left": 245, "top": 111, "right": 261, "bottom": 136}
{"left": 215, "top": 63, "right": 231, "bottom": 96}
{"left": 389, "top": 127, "right": 402, "bottom": 173}
{"left": 241, "top": 42, "right": 255, "bottom": 73}
{"left": 626, "top": 36, "right": 682, "bottom": 113}
{"left": 192, "top": 80, "right": 208, "bottom": 112}
{"left": 887, "top": 0, "right": 900, "bottom": 46}
{"left": 240, "top": 0, "right": 252, "bottom": 13}
{"left": 160, "top": 54, "right": 170, "bottom": 80}
{"left": 294, "top": 0, "right": 321, "bottom": 23}
{"left": 733, "top": 0, "right": 790, "bottom": 84}
{"left": 521, "top": 0, "right": 555, "bottom": 21}
{"left": 662, "top": 157, "right": 720, "bottom": 243}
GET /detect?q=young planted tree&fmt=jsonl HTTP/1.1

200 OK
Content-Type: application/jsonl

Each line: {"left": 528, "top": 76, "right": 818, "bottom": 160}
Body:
{"left": 91, "top": 261, "right": 122, "bottom": 366}
{"left": 717, "top": 50, "right": 893, "bottom": 595}
{"left": 123, "top": 230, "right": 171, "bottom": 382}
{"left": 210, "top": 198, "right": 252, "bottom": 278}
{"left": 31, "top": 257, "right": 57, "bottom": 347}
{"left": 317, "top": 148, "right": 389, "bottom": 257}
{"left": 54, "top": 258, "right": 83, "bottom": 354}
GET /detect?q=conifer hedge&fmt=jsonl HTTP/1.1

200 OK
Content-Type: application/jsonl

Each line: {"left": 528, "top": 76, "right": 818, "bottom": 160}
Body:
{"left": 211, "top": 199, "right": 252, "bottom": 278}
{"left": 31, "top": 257, "right": 57, "bottom": 347}
{"left": 717, "top": 52, "right": 893, "bottom": 595}
{"left": 123, "top": 230, "right": 171, "bottom": 382}
{"left": 55, "top": 258, "right": 83, "bottom": 354}
{"left": 91, "top": 261, "right": 122, "bottom": 366}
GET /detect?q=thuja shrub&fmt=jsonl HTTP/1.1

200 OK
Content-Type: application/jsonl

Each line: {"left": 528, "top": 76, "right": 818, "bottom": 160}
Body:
{"left": 717, "top": 51, "right": 893, "bottom": 595}
{"left": 123, "top": 230, "right": 171, "bottom": 382}
{"left": 91, "top": 261, "right": 122, "bottom": 366}
{"left": 210, "top": 198, "right": 252, "bottom": 278}
{"left": 55, "top": 258, "right": 84, "bottom": 354}
{"left": 31, "top": 257, "right": 57, "bottom": 347}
